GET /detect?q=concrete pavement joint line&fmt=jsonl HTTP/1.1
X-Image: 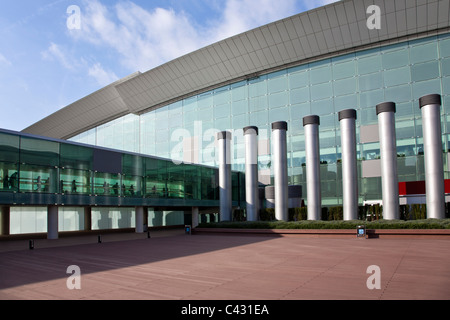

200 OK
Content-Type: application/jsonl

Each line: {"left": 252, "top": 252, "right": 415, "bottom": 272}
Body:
{"left": 378, "top": 240, "right": 412, "bottom": 300}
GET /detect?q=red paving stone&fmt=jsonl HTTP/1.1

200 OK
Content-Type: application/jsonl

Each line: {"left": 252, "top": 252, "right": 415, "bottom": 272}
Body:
{"left": 1, "top": 229, "right": 450, "bottom": 301}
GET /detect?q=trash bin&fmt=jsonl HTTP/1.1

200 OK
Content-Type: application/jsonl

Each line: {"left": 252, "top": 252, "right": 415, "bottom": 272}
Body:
{"left": 356, "top": 225, "right": 366, "bottom": 238}
{"left": 185, "top": 225, "right": 192, "bottom": 235}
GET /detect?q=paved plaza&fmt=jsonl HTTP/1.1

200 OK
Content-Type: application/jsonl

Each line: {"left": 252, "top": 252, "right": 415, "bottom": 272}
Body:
{"left": 1, "top": 229, "right": 450, "bottom": 301}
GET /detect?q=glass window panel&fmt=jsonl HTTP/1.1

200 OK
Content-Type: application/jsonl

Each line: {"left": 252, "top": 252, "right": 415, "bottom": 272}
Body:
{"left": 357, "top": 55, "right": 382, "bottom": 75}
{"left": 319, "top": 130, "right": 337, "bottom": 148}
{"left": 60, "top": 143, "right": 93, "bottom": 170}
{"left": 410, "top": 42, "right": 438, "bottom": 64}
{"left": 333, "top": 77, "right": 356, "bottom": 96}
{"left": 248, "top": 77, "right": 267, "bottom": 97}
{"left": 93, "top": 172, "right": 120, "bottom": 196}
{"left": 362, "top": 177, "right": 382, "bottom": 198}
{"left": 441, "top": 58, "right": 450, "bottom": 76}
{"left": 360, "top": 108, "right": 378, "bottom": 126}
{"left": 311, "top": 99, "right": 333, "bottom": 116}
{"left": 384, "top": 66, "right": 411, "bottom": 87}
{"left": 19, "top": 164, "right": 58, "bottom": 193}
{"left": 412, "top": 78, "right": 441, "bottom": 100}
{"left": 411, "top": 61, "right": 439, "bottom": 82}
{"left": 439, "top": 38, "right": 450, "bottom": 58}
{"left": 395, "top": 120, "right": 415, "bottom": 139}
{"left": 395, "top": 101, "right": 414, "bottom": 120}
{"left": 214, "top": 103, "right": 230, "bottom": 119}
{"left": 20, "top": 137, "right": 59, "bottom": 167}
{"left": 290, "top": 86, "right": 310, "bottom": 104}
{"left": 442, "top": 77, "right": 450, "bottom": 95}
{"left": 359, "top": 72, "right": 382, "bottom": 92}
{"left": 214, "top": 88, "right": 230, "bottom": 105}
{"left": 310, "top": 65, "right": 331, "bottom": 85}
{"left": 122, "top": 154, "right": 144, "bottom": 176}
{"left": 269, "top": 106, "right": 289, "bottom": 123}
{"left": 155, "top": 129, "right": 169, "bottom": 143}
{"left": 288, "top": 70, "right": 309, "bottom": 89}
{"left": 214, "top": 117, "right": 231, "bottom": 130}
{"left": 0, "top": 162, "right": 18, "bottom": 192}
{"left": 359, "top": 89, "right": 384, "bottom": 109}
{"left": 232, "top": 113, "right": 248, "bottom": 130}
{"left": 231, "top": 99, "right": 248, "bottom": 115}
{"left": 10, "top": 207, "right": 47, "bottom": 235}
{"left": 231, "top": 81, "right": 247, "bottom": 101}
{"left": 0, "top": 132, "right": 19, "bottom": 163}
{"left": 249, "top": 96, "right": 268, "bottom": 112}
{"left": 319, "top": 147, "right": 337, "bottom": 164}
{"left": 310, "top": 82, "right": 332, "bottom": 100}
{"left": 320, "top": 113, "right": 336, "bottom": 130}
{"left": 385, "top": 84, "right": 411, "bottom": 103}
{"left": 122, "top": 175, "right": 143, "bottom": 197}
{"left": 249, "top": 110, "right": 268, "bottom": 126}
{"left": 290, "top": 102, "right": 311, "bottom": 122}
{"left": 396, "top": 138, "right": 416, "bottom": 157}
{"left": 60, "top": 168, "right": 91, "bottom": 195}
{"left": 334, "top": 94, "right": 357, "bottom": 113}
{"left": 269, "top": 91, "right": 288, "bottom": 108}
{"left": 59, "top": 207, "right": 85, "bottom": 232}
{"left": 310, "top": 98, "right": 332, "bottom": 116}
{"left": 197, "top": 106, "right": 213, "bottom": 121}
{"left": 183, "top": 96, "right": 197, "bottom": 112}
{"left": 268, "top": 74, "right": 287, "bottom": 93}
{"left": 362, "top": 142, "right": 380, "bottom": 160}
{"left": 332, "top": 60, "right": 356, "bottom": 80}
{"left": 382, "top": 49, "right": 410, "bottom": 69}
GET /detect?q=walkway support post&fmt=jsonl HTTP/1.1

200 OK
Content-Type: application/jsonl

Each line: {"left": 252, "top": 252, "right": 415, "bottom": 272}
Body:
{"left": 376, "top": 102, "right": 399, "bottom": 220}
{"left": 271, "top": 121, "right": 288, "bottom": 221}
{"left": 339, "top": 109, "right": 358, "bottom": 220}
{"left": 244, "top": 126, "right": 259, "bottom": 221}
{"left": 303, "top": 115, "right": 321, "bottom": 220}
{"left": 47, "top": 205, "right": 58, "bottom": 240}
{"left": 420, "top": 94, "right": 445, "bottom": 219}
{"left": 135, "top": 206, "right": 144, "bottom": 233}
{"left": 217, "top": 131, "right": 232, "bottom": 221}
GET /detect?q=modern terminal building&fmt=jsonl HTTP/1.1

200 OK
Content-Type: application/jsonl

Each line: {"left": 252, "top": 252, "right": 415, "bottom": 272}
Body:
{"left": 2, "top": 0, "right": 450, "bottom": 238}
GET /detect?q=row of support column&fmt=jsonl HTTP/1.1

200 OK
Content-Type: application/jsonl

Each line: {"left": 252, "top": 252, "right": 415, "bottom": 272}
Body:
{"left": 216, "top": 94, "right": 445, "bottom": 221}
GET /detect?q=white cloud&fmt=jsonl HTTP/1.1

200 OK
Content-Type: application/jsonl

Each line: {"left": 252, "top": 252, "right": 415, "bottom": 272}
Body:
{"left": 0, "top": 53, "right": 12, "bottom": 67}
{"left": 41, "top": 42, "right": 76, "bottom": 70}
{"left": 210, "top": 0, "right": 298, "bottom": 42}
{"left": 72, "top": 0, "right": 305, "bottom": 73}
{"left": 88, "top": 63, "right": 119, "bottom": 86}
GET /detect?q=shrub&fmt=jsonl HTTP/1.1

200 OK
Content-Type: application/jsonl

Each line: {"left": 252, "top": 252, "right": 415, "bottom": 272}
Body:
{"left": 328, "top": 206, "right": 343, "bottom": 221}
{"left": 288, "top": 207, "right": 307, "bottom": 221}
{"left": 259, "top": 208, "right": 275, "bottom": 221}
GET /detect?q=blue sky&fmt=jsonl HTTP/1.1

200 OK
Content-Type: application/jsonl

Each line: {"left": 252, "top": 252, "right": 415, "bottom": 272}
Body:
{"left": 0, "top": 0, "right": 338, "bottom": 132}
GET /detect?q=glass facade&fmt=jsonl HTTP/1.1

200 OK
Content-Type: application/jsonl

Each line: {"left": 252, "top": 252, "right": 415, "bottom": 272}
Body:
{"left": 0, "top": 130, "right": 244, "bottom": 234}
{"left": 0, "top": 130, "right": 244, "bottom": 202}
{"left": 71, "top": 34, "right": 450, "bottom": 207}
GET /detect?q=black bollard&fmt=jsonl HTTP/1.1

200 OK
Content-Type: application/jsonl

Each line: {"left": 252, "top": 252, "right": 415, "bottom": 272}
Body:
{"left": 98, "top": 235, "right": 102, "bottom": 243}
{"left": 147, "top": 230, "right": 151, "bottom": 238}
{"left": 29, "top": 239, "right": 34, "bottom": 250}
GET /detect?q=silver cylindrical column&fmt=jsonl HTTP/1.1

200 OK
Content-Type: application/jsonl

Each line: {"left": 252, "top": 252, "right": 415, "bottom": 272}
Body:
{"left": 339, "top": 109, "right": 358, "bottom": 220}
{"left": 303, "top": 115, "right": 321, "bottom": 220}
{"left": 217, "top": 131, "right": 232, "bottom": 221}
{"left": 376, "top": 102, "right": 399, "bottom": 220}
{"left": 419, "top": 94, "right": 445, "bottom": 219}
{"left": 244, "top": 126, "right": 259, "bottom": 221}
{"left": 271, "top": 121, "right": 288, "bottom": 221}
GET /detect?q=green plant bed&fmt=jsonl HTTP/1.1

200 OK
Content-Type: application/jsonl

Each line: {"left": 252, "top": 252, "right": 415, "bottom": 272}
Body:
{"left": 197, "top": 219, "right": 450, "bottom": 230}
